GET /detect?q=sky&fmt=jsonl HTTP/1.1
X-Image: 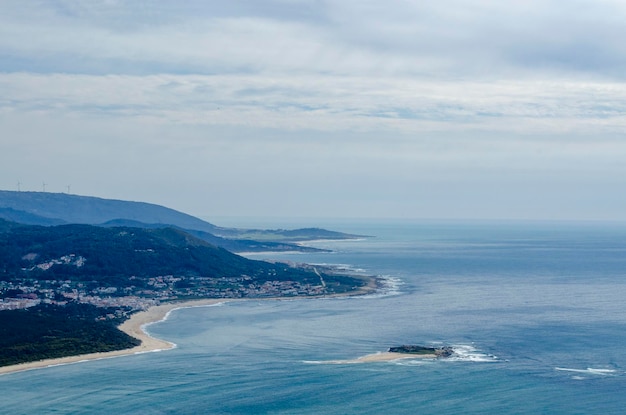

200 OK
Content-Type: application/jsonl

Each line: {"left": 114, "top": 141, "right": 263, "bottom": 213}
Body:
{"left": 2, "top": 0, "right": 626, "bottom": 222}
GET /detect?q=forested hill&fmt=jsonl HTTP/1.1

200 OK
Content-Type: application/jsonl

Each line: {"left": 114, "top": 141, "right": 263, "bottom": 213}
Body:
{"left": 0, "top": 219, "right": 316, "bottom": 283}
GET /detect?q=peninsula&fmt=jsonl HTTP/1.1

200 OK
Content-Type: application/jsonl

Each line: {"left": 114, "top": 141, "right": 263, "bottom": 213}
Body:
{"left": 0, "top": 190, "right": 377, "bottom": 373}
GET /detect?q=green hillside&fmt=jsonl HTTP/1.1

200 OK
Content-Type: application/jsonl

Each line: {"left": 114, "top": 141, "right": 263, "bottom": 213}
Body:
{"left": 0, "top": 220, "right": 323, "bottom": 285}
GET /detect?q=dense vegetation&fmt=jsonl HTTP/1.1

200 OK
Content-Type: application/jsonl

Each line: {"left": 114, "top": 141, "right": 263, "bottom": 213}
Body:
{"left": 0, "top": 220, "right": 322, "bottom": 285}
{"left": 0, "top": 303, "right": 139, "bottom": 366}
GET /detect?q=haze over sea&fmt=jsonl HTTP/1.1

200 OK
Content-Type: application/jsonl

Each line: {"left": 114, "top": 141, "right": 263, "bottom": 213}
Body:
{"left": 2, "top": 219, "right": 626, "bottom": 414}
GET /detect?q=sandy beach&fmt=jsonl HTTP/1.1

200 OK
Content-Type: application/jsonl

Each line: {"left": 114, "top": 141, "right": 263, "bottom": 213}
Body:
{"left": 0, "top": 298, "right": 228, "bottom": 376}
{"left": 315, "top": 351, "right": 438, "bottom": 364}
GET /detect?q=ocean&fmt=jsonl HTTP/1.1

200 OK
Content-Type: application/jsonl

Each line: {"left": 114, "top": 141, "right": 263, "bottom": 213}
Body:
{"left": 2, "top": 220, "right": 626, "bottom": 414}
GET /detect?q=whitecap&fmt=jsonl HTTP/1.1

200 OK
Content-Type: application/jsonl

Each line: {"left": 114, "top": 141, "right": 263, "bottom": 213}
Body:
{"left": 392, "top": 359, "right": 432, "bottom": 366}
{"left": 310, "top": 263, "right": 368, "bottom": 274}
{"left": 445, "top": 344, "right": 499, "bottom": 363}
{"left": 555, "top": 367, "right": 616, "bottom": 376}
{"left": 357, "top": 275, "right": 405, "bottom": 299}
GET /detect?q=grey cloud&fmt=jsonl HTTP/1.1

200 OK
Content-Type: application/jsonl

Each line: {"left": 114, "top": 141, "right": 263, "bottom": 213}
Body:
{"left": 324, "top": 0, "right": 626, "bottom": 77}
{"left": 3, "top": 0, "right": 626, "bottom": 220}
{"left": 2, "top": 0, "right": 626, "bottom": 78}
{"left": 2, "top": 73, "right": 626, "bottom": 136}
{"left": 15, "top": 0, "right": 329, "bottom": 31}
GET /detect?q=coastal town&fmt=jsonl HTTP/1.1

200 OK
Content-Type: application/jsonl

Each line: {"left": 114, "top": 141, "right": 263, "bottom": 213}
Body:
{"left": 0, "top": 273, "right": 330, "bottom": 313}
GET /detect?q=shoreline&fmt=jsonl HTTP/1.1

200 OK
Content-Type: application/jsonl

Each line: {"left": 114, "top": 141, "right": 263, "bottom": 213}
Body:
{"left": 0, "top": 278, "right": 379, "bottom": 376}
{"left": 0, "top": 298, "right": 227, "bottom": 376}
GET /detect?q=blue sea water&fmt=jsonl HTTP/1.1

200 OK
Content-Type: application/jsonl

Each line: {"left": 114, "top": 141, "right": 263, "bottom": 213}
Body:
{"left": 3, "top": 220, "right": 626, "bottom": 414}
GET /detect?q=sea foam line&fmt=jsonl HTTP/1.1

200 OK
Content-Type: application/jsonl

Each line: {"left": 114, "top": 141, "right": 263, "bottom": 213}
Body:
{"left": 443, "top": 344, "right": 499, "bottom": 363}
{"left": 555, "top": 367, "right": 617, "bottom": 376}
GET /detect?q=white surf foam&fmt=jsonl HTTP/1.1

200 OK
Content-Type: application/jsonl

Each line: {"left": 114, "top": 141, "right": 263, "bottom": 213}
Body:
{"left": 445, "top": 344, "right": 499, "bottom": 363}
{"left": 392, "top": 359, "right": 433, "bottom": 366}
{"left": 355, "top": 275, "right": 404, "bottom": 299}
{"left": 310, "top": 263, "right": 368, "bottom": 274}
{"left": 555, "top": 367, "right": 617, "bottom": 376}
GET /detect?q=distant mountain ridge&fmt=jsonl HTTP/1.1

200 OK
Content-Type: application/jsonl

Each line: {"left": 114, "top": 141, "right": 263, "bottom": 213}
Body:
{"left": 98, "top": 219, "right": 324, "bottom": 253}
{"left": 0, "top": 191, "right": 219, "bottom": 232}
{"left": 0, "top": 191, "right": 365, "bottom": 252}
{"left": 0, "top": 207, "right": 66, "bottom": 226}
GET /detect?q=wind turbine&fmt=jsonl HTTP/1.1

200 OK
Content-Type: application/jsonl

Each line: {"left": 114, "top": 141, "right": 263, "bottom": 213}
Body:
{"left": 66, "top": 185, "right": 71, "bottom": 194}
{"left": 42, "top": 182, "right": 47, "bottom": 192}
{"left": 17, "top": 181, "right": 21, "bottom": 192}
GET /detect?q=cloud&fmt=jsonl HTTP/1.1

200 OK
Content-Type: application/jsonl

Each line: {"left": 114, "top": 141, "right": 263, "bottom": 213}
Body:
{"left": 2, "top": 0, "right": 626, "bottom": 220}
{"left": 2, "top": 0, "right": 626, "bottom": 78}
{"left": 1, "top": 73, "right": 625, "bottom": 137}
{"left": 326, "top": 0, "right": 626, "bottom": 76}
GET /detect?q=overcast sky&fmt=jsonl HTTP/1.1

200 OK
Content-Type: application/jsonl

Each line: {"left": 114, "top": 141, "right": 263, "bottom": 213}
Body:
{"left": 2, "top": 0, "right": 626, "bottom": 222}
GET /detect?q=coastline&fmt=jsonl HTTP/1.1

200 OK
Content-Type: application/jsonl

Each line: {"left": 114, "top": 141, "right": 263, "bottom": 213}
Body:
{"left": 0, "top": 298, "right": 227, "bottom": 376}
{"left": 0, "top": 277, "right": 379, "bottom": 376}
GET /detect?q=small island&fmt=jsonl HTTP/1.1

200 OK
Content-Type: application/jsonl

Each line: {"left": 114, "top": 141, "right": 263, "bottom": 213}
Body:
{"left": 388, "top": 345, "right": 454, "bottom": 358}
{"left": 310, "top": 345, "right": 455, "bottom": 364}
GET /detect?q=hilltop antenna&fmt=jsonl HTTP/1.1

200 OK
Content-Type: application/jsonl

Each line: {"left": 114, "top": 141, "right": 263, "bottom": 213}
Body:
{"left": 42, "top": 181, "right": 47, "bottom": 192}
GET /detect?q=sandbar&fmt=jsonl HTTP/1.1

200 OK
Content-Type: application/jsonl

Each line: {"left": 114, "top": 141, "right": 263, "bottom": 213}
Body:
{"left": 316, "top": 351, "right": 438, "bottom": 364}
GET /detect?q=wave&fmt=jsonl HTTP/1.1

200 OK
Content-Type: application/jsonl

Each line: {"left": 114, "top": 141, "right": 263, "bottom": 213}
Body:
{"left": 393, "top": 344, "right": 499, "bottom": 364}
{"left": 391, "top": 358, "right": 434, "bottom": 366}
{"left": 356, "top": 275, "right": 404, "bottom": 299}
{"left": 310, "top": 263, "right": 368, "bottom": 274}
{"left": 555, "top": 367, "right": 617, "bottom": 376}
{"left": 444, "top": 344, "right": 499, "bottom": 363}
{"left": 133, "top": 346, "right": 178, "bottom": 354}
{"left": 377, "top": 275, "right": 404, "bottom": 295}
{"left": 162, "top": 301, "right": 226, "bottom": 321}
